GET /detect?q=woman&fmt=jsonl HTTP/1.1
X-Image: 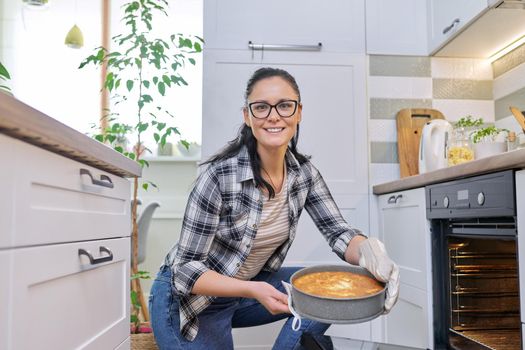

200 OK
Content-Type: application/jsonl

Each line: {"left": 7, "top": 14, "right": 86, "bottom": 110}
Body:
{"left": 150, "top": 67, "right": 400, "bottom": 350}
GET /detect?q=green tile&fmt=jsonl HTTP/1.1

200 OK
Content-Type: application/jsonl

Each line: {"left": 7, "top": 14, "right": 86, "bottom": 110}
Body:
{"left": 370, "top": 142, "right": 398, "bottom": 164}
{"left": 370, "top": 98, "right": 433, "bottom": 120}
{"left": 369, "top": 55, "right": 431, "bottom": 77}
{"left": 493, "top": 43, "right": 525, "bottom": 78}
{"left": 433, "top": 79, "right": 493, "bottom": 100}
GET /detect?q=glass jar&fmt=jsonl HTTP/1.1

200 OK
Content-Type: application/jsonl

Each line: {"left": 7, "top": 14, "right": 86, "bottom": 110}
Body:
{"left": 447, "top": 127, "right": 475, "bottom": 166}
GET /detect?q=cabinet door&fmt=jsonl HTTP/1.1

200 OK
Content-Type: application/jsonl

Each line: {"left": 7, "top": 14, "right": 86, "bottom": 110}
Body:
{"left": 202, "top": 50, "right": 368, "bottom": 195}
{"left": 429, "top": 0, "right": 487, "bottom": 53}
{"left": 378, "top": 187, "right": 433, "bottom": 349}
{"left": 366, "top": 0, "right": 428, "bottom": 55}
{"left": 517, "top": 170, "right": 525, "bottom": 323}
{"left": 0, "top": 135, "right": 15, "bottom": 248}
{"left": 204, "top": 0, "right": 365, "bottom": 53}
{"left": 10, "top": 238, "right": 130, "bottom": 350}
{"left": 6, "top": 134, "right": 131, "bottom": 247}
{"left": 0, "top": 251, "right": 12, "bottom": 350}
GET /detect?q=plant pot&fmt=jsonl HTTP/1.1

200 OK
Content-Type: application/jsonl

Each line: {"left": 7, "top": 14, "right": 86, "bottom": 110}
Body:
{"left": 131, "top": 333, "right": 158, "bottom": 350}
{"left": 131, "top": 322, "right": 158, "bottom": 350}
{"left": 474, "top": 142, "right": 507, "bottom": 159}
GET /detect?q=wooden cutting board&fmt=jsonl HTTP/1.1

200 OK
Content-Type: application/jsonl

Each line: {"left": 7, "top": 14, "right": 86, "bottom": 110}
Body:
{"left": 396, "top": 108, "right": 445, "bottom": 178}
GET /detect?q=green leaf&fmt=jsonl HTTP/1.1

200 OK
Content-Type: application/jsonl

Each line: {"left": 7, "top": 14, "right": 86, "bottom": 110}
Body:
{"left": 158, "top": 82, "right": 166, "bottom": 96}
{"left": 194, "top": 42, "right": 202, "bottom": 52}
{"left": 188, "top": 58, "right": 196, "bottom": 65}
{"left": 180, "top": 140, "right": 190, "bottom": 149}
{"left": 156, "top": 122, "right": 166, "bottom": 131}
{"left": 142, "top": 94, "right": 153, "bottom": 103}
{"left": 162, "top": 74, "right": 171, "bottom": 86}
{"left": 153, "top": 76, "right": 159, "bottom": 84}
{"left": 136, "top": 122, "right": 149, "bottom": 133}
{"left": 130, "top": 315, "right": 139, "bottom": 324}
{"left": 126, "top": 80, "right": 134, "bottom": 92}
{"left": 142, "top": 183, "right": 149, "bottom": 190}
{"left": 138, "top": 159, "right": 149, "bottom": 168}
{"left": 143, "top": 80, "right": 150, "bottom": 88}
{"left": 94, "top": 134, "right": 104, "bottom": 142}
{"left": 0, "top": 61, "right": 11, "bottom": 79}
{"left": 114, "top": 146, "right": 124, "bottom": 153}
{"left": 153, "top": 133, "right": 160, "bottom": 142}
{"left": 128, "top": 153, "right": 136, "bottom": 160}
{"left": 96, "top": 48, "right": 105, "bottom": 61}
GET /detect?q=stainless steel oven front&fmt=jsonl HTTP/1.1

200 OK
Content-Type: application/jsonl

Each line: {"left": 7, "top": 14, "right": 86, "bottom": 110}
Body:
{"left": 427, "top": 170, "right": 520, "bottom": 350}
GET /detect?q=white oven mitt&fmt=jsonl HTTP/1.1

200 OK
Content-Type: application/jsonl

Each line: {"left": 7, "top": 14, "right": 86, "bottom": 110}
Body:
{"left": 281, "top": 281, "right": 302, "bottom": 331}
{"left": 358, "top": 238, "right": 400, "bottom": 313}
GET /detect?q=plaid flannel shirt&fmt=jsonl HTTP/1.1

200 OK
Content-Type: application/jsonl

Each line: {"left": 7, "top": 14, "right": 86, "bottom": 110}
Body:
{"left": 164, "top": 146, "right": 363, "bottom": 341}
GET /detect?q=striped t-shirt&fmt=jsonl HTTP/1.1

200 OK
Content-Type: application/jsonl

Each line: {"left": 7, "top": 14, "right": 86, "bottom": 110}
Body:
{"left": 235, "top": 178, "right": 290, "bottom": 280}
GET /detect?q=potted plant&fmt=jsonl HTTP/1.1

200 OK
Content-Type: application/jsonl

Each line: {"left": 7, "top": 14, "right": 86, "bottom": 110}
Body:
{"left": 471, "top": 125, "right": 509, "bottom": 159}
{"left": 79, "top": 0, "right": 202, "bottom": 347}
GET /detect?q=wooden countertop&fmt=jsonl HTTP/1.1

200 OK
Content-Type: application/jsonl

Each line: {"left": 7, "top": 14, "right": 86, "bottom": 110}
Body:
{"left": 373, "top": 147, "right": 525, "bottom": 195}
{"left": 0, "top": 93, "right": 141, "bottom": 178}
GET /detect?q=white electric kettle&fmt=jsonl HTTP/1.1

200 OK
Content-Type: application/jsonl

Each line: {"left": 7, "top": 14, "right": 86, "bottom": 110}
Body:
{"left": 419, "top": 119, "right": 453, "bottom": 174}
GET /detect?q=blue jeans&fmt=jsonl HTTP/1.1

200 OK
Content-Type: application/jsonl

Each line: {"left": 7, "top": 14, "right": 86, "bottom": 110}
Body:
{"left": 149, "top": 265, "right": 329, "bottom": 350}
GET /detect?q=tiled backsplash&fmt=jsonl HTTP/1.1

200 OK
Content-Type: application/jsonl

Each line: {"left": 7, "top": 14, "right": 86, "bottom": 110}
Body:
{"left": 368, "top": 54, "right": 501, "bottom": 186}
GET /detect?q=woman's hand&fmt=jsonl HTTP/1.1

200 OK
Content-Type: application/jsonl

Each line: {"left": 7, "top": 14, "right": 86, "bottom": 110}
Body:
{"left": 358, "top": 238, "right": 400, "bottom": 313}
{"left": 249, "top": 281, "right": 290, "bottom": 315}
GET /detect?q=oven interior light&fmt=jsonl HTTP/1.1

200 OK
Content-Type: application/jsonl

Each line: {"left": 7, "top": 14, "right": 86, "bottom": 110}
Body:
{"left": 489, "top": 34, "right": 525, "bottom": 62}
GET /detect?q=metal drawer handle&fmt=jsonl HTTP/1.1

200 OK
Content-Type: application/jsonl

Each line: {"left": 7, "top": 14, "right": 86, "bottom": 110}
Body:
{"left": 78, "top": 246, "right": 114, "bottom": 265}
{"left": 395, "top": 194, "right": 403, "bottom": 203}
{"left": 442, "top": 18, "right": 460, "bottom": 34}
{"left": 248, "top": 41, "right": 322, "bottom": 52}
{"left": 387, "top": 195, "right": 396, "bottom": 204}
{"left": 80, "top": 168, "right": 114, "bottom": 188}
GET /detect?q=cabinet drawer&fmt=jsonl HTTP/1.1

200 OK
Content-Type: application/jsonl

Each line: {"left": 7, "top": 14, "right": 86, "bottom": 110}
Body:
{"left": 9, "top": 238, "right": 130, "bottom": 350}
{"left": 1, "top": 134, "right": 131, "bottom": 247}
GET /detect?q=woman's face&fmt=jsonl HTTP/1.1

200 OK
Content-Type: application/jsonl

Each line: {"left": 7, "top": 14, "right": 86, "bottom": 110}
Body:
{"left": 243, "top": 76, "right": 302, "bottom": 152}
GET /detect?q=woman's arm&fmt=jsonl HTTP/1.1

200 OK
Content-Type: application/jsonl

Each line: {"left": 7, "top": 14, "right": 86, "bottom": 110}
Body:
{"left": 193, "top": 270, "right": 290, "bottom": 314}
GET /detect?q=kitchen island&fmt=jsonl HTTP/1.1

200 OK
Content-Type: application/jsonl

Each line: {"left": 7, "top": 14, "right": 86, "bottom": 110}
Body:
{"left": 0, "top": 93, "right": 140, "bottom": 350}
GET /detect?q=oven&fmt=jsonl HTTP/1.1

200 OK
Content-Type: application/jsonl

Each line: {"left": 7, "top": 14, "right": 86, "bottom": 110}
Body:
{"left": 427, "top": 170, "right": 521, "bottom": 350}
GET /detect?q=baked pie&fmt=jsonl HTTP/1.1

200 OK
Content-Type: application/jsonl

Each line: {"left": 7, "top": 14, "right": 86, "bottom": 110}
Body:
{"left": 292, "top": 271, "right": 383, "bottom": 298}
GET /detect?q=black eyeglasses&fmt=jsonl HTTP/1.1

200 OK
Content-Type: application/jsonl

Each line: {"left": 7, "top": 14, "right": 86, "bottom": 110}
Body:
{"left": 248, "top": 100, "right": 299, "bottom": 119}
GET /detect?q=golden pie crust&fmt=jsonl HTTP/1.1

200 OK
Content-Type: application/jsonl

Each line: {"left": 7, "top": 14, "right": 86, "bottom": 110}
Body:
{"left": 293, "top": 271, "right": 383, "bottom": 298}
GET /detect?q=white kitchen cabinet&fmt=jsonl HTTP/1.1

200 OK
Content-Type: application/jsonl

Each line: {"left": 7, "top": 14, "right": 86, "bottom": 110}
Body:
{"left": 428, "top": 0, "right": 488, "bottom": 53}
{"left": 378, "top": 187, "right": 433, "bottom": 349}
{"left": 0, "top": 133, "right": 132, "bottom": 350}
{"left": 365, "top": 0, "right": 428, "bottom": 55}
{"left": 203, "top": 0, "right": 365, "bottom": 53}
{"left": 1, "top": 134, "right": 130, "bottom": 248}
{"left": 9, "top": 238, "right": 130, "bottom": 350}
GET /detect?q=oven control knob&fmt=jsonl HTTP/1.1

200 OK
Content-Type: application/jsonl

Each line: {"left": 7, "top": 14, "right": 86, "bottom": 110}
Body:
{"left": 477, "top": 192, "right": 485, "bottom": 205}
{"left": 443, "top": 196, "right": 449, "bottom": 208}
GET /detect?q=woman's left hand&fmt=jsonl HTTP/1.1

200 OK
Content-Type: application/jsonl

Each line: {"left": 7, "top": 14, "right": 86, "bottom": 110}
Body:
{"left": 358, "top": 238, "right": 400, "bottom": 313}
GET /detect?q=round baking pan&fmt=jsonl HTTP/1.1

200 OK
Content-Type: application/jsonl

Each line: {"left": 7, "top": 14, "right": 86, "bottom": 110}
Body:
{"left": 289, "top": 265, "right": 386, "bottom": 324}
